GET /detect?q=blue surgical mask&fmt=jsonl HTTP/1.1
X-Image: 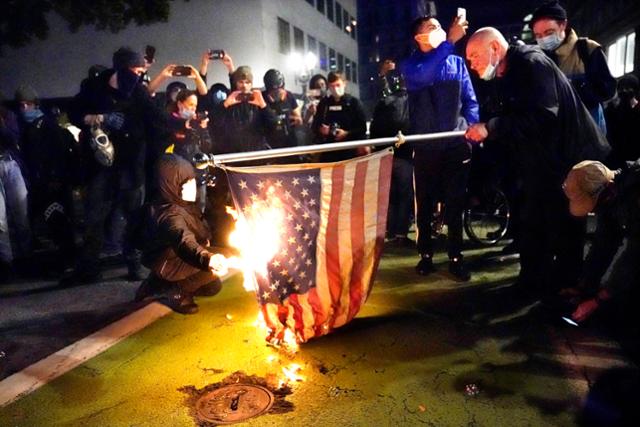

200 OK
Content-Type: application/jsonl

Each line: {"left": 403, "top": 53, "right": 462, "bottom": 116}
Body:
{"left": 179, "top": 109, "right": 195, "bottom": 120}
{"left": 536, "top": 33, "right": 563, "bottom": 51}
{"left": 22, "top": 108, "right": 44, "bottom": 123}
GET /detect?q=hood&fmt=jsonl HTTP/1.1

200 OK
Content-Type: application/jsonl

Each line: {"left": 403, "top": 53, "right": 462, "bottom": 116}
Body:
{"left": 156, "top": 154, "right": 196, "bottom": 205}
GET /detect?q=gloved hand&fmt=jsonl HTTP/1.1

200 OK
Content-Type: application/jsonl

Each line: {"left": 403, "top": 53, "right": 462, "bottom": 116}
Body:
{"left": 103, "top": 112, "right": 125, "bottom": 131}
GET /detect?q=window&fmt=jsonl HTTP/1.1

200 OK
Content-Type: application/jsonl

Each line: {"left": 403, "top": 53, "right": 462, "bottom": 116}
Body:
{"left": 352, "top": 61, "right": 358, "bottom": 83}
{"left": 319, "top": 42, "right": 328, "bottom": 71}
{"left": 308, "top": 35, "right": 317, "bottom": 57}
{"left": 350, "top": 15, "right": 356, "bottom": 39}
{"left": 335, "top": 2, "right": 343, "bottom": 29}
{"left": 607, "top": 31, "right": 636, "bottom": 77}
{"left": 326, "top": 0, "right": 334, "bottom": 22}
{"left": 329, "top": 48, "right": 337, "bottom": 71}
{"left": 294, "top": 26, "right": 305, "bottom": 52}
{"left": 345, "top": 58, "right": 351, "bottom": 81}
{"left": 338, "top": 53, "right": 344, "bottom": 73}
{"left": 278, "top": 18, "right": 291, "bottom": 54}
{"left": 317, "top": 0, "right": 325, "bottom": 14}
{"left": 306, "top": 0, "right": 314, "bottom": 5}
{"left": 343, "top": 9, "right": 349, "bottom": 33}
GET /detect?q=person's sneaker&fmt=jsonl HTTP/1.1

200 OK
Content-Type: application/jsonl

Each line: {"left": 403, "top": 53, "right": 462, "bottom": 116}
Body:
{"left": 415, "top": 255, "right": 436, "bottom": 276}
{"left": 162, "top": 292, "right": 199, "bottom": 315}
{"left": 448, "top": 258, "right": 471, "bottom": 282}
{"left": 194, "top": 277, "right": 222, "bottom": 297}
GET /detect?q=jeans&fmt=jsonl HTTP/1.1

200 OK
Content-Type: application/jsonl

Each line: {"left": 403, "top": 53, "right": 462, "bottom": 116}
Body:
{"left": 0, "top": 158, "right": 31, "bottom": 262}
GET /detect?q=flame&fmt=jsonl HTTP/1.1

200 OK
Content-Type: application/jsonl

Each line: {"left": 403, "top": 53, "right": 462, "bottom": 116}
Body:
{"left": 280, "top": 363, "right": 304, "bottom": 386}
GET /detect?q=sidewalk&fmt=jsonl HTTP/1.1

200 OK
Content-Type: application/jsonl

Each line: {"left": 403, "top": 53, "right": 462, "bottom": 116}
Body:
{"left": 0, "top": 244, "right": 637, "bottom": 426}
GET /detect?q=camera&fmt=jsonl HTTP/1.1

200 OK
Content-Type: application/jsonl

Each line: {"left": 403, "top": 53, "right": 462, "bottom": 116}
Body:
{"left": 275, "top": 113, "right": 290, "bottom": 136}
{"left": 329, "top": 122, "right": 340, "bottom": 137}
{"left": 209, "top": 49, "right": 225, "bottom": 60}
{"left": 237, "top": 92, "right": 254, "bottom": 103}
{"left": 144, "top": 45, "right": 156, "bottom": 63}
{"left": 172, "top": 65, "right": 191, "bottom": 76}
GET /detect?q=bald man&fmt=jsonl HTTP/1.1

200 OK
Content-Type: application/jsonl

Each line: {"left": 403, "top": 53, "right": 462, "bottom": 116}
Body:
{"left": 464, "top": 27, "right": 610, "bottom": 298}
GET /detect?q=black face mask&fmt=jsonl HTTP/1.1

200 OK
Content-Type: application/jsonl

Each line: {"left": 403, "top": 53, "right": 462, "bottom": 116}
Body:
{"left": 618, "top": 90, "right": 636, "bottom": 104}
{"left": 116, "top": 69, "right": 141, "bottom": 97}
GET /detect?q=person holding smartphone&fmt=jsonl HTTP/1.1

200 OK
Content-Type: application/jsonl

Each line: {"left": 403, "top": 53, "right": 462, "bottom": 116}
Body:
{"left": 147, "top": 63, "right": 208, "bottom": 98}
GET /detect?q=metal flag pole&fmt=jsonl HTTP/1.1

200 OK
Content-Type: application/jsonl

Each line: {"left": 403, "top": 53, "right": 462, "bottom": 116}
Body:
{"left": 194, "top": 130, "right": 467, "bottom": 167}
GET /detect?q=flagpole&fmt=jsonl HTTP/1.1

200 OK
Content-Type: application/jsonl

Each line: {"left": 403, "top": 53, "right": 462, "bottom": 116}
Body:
{"left": 208, "top": 130, "right": 466, "bottom": 165}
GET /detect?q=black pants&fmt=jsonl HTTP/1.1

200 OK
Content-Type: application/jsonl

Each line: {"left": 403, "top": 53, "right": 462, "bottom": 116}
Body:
{"left": 387, "top": 157, "right": 414, "bottom": 237}
{"left": 414, "top": 144, "right": 471, "bottom": 259}
{"left": 519, "top": 179, "right": 585, "bottom": 293}
{"left": 77, "top": 169, "right": 144, "bottom": 274}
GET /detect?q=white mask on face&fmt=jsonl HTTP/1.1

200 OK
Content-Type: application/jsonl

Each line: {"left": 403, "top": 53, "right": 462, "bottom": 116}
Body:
{"left": 480, "top": 48, "right": 498, "bottom": 81}
{"left": 181, "top": 178, "right": 197, "bottom": 202}
{"left": 536, "top": 32, "right": 563, "bottom": 51}
{"left": 428, "top": 28, "right": 447, "bottom": 49}
{"left": 330, "top": 86, "right": 345, "bottom": 98}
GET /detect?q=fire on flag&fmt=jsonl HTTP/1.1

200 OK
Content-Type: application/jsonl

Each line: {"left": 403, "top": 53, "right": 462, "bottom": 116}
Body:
{"left": 222, "top": 148, "right": 393, "bottom": 343}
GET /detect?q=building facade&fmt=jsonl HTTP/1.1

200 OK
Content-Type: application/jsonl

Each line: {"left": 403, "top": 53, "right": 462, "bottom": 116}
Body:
{"left": 0, "top": 0, "right": 359, "bottom": 98}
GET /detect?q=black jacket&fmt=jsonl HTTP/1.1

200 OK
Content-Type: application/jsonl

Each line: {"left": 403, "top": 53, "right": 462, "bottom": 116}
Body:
{"left": 583, "top": 160, "right": 640, "bottom": 295}
{"left": 311, "top": 94, "right": 367, "bottom": 161}
{"left": 370, "top": 90, "right": 412, "bottom": 160}
{"left": 487, "top": 45, "right": 610, "bottom": 185}
{"left": 167, "top": 113, "right": 212, "bottom": 160}
{"left": 210, "top": 100, "right": 276, "bottom": 155}
{"left": 70, "top": 69, "right": 168, "bottom": 187}
{"left": 142, "top": 155, "right": 213, "bottom": 278}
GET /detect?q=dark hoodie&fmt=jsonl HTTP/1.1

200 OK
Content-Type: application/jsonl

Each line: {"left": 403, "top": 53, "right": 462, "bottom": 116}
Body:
{"left": 142, "top": 154, "right": 213, "bottom": 280}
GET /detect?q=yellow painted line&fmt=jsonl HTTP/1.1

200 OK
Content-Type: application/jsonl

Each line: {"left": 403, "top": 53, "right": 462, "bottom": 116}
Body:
{"left": 0, "top": 302, "right": 172, "bottom": 407}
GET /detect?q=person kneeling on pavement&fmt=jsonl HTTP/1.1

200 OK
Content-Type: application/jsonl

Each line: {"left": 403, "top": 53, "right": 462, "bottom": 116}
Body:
{"left": 135, "top": 154, "right": 228, "bottom": 314}
{"left": 562, "top": 159, "right": 640, "bottom": 323}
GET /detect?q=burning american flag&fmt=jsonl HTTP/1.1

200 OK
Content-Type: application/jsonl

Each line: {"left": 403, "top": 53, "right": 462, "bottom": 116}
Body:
{"left": 222, "top": 149, "right": 393, "bottom": 343}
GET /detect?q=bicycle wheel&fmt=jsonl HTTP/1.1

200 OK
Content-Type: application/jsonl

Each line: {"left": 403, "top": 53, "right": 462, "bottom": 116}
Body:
{"left": 464, "top": 187, "right": 510, "bottom": 245}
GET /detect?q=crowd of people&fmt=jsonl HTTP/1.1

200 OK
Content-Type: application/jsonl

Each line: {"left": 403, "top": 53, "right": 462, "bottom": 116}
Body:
{"left": 0, "top": 1, "right": 638, "bottom": 320}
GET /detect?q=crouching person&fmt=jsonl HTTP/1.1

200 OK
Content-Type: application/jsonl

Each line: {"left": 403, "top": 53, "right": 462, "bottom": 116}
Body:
{"left": 562, "top": 159, "right": 640, "bottom": 323}
{"left": 135, "top": 154, "right": 228, "bottom": 314}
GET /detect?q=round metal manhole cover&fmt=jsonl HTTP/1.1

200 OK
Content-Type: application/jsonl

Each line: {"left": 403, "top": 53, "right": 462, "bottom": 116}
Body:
{"left": 195, "top": 384, "right": 275, "bottom": 424}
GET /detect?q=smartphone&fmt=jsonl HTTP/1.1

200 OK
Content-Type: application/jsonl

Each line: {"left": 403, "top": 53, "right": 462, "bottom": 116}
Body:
{"left": 172, "top": 65, "right": 191, "bottom": 76}
{"left": 209, "top": 49, "right": 225, "bottom": 60}
{"left": 457, "top": 7, "right": 466, "bottom": 21}
{"left": 144, "top": 45, "right": 156, "bottom": 63}
{"left": 238, "top": 92, "right": 254, "bottom": 102}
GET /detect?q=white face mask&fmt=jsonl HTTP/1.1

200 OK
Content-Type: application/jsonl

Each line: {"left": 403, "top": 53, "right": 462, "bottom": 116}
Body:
{"left": 428, "top": 28, "right": 446, "bottom": 49}
{"left": 181, "top": 178, "right": 197, "bottom": 202}
{"left": 330, "top": 86, "right": 345, "bottom": 98}
{"left": 480, "top": 48, "right": 498, "bottom": 81}
{"left": 536, "top": 32, "right": 563, "bottom": 51}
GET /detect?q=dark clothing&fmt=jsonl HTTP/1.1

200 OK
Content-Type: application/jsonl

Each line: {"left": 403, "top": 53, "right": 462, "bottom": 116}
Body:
{"left": 582, "top": 160, "right": 640, "bottom": 298}
{"left": 311, "top": 94, "right": 367, "bottom": 162}
{"left": 487, "top": 44, "right": 611, "bottom": 291}
{"left": 142, "top": 155, "right": 215, "bottom": 287}
{"left": 402, "top": 48, "right": 479, "bottom": 260}
{"left": 370, "top": 88, "right": 413, "bottom": 237}
{"left": 167, "top": 113, "right": 212, "bottom": 161}
{"left": 69, "top": 69, "right": 168, "bottom": 276}
{"left": 605, "top": 101, "right": 640, "bottom": 169}
{"left": 210, "top": 100, "right": 275, "bottom": 156}
{"left": 262, "top": 89, "right": 299, "bottom": 150}
{"left": 0, "top": 107, "right": 20, "bottom": 158}
{"left": 70, "top": 69, "right": 168, "bottom": 187}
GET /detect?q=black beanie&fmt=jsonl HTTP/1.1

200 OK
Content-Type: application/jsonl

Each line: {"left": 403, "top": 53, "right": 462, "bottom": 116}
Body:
{"left": 112, "top": 47, "right": 145, "bottom": 70}
{"left": 531, "top": 1, "right": 568, "bottom": 25}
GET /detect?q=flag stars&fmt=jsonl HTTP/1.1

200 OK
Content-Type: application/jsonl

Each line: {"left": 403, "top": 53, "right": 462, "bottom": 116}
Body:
{"left": 275, "top": 180, "right": 283, "bottom": 187}
{"left": 303, "top": 233, "right": 310, "bottom": 241}
{"left": 280, "top": 268, "right": 289, "bottom": 276}
{"left": 284, "top": 190, "right": 292, "bottom": 200}
{"left": 287, "top": 213, "right": 294, "bottom": 222}
{"left": 305, "top": 259, "right": 312, "bottom": 266}
{"left": 250, "top": 193, "right": 259, "bottom": 202}
{"left": 262, "top": 291, "right": 270, "bottom": 299}
{"left": 299, "top": 271, "right": 307, "bottom": 279}
{"left": 280, "top": 248, "right": 289, "bottom": 257}
{"left": 256, "top": 181, "right": 265, "bottom": 190}
{"left": 301, "top": 188, "right": 309, "bottom": 197}
{"left": 310, "top": 220, "right": 317, "bottom": 227}
{"left": 288, "top": 236, "right": 296, "bottom": 245}
{"left": 238, "top": 180, "right": 248, "bottom": 189}
{"left": 272, "top": 260, "right": 281, "bottom": 268}
{"left": 292, "top": 177, "right": 300, "bottom": 186}
{"left": 302, "top": 212, "right": 310, "bottom": 220}
{"left": 296, "top": 245, "right": 303, "bottom": 253}
{"left": 295, "top": 223, "right": 303, "bottom": 232}
{"left": 307, "top": 175, "right": 316, "bottom": 184}
{"left": 288, "top": 257, "right": 295, "bottom": 265}
{"left": 293, "top": 201, "right": 301, "bottom": 210}
{"left": 294, "top": 284, "right": 301, "bottom": 291}
{"left": 309, "top": 199, "right": 316, "bottom": 206}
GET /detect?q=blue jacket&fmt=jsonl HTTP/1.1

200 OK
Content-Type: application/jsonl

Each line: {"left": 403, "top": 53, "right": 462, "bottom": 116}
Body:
{"left": 400, "top": 42, "right": 479, "bottom": 150}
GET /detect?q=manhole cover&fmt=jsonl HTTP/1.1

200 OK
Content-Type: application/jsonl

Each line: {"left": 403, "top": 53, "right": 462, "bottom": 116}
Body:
{"left": 195, "top": 384, "right": 275, "bottom": 424}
